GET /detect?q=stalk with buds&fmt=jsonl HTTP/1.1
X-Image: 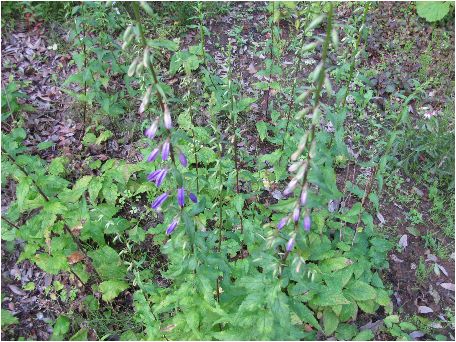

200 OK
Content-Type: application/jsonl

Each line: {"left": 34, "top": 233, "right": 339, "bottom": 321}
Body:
{"left": 274, "top": 4, "right": 334, "bottom": 263}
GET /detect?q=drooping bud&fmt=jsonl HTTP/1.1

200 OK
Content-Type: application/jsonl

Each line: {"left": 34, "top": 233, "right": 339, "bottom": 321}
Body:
{"left": 288, "top": 161, "right": 303, "bottom": 173}
{"left": 161, "top": 140, "right": 170, "bottom": 161}
{"left": 277, "top": 217, "right": 288, "bottom": 230}
{"left": 145, "top": 118, "right": 159, "bottom": 139}
{"left": 292, "top": 206, "right": 300, "bottom": 223}
{"left": 147, "top": 148, "right": 160, "bottom": 162}
{"left": 286, "top": 237, "right": 295, "bottom": 252}
{"left": 283, "top": 178, "right": 298, "bottom": 196}
{"left": 128, "top": 57, "right": 139, "bottom": 77}
{"left": 143, "top": 47, "right": 150, "bottom": 69}
{"left": 139, "top": 85, "right": 153, "bottom": 114}
{"left": 151, "top": 192, "right": 168, "bottom": 210}
{"left": 300, "top": 185, "right": 308, "bottom": 206}
{"left": 147, "top": 169, "right": 161, "bottom": 182}
{"left": 155, "top": 168, "right": 168, "bottom": 187}
{"left": 177, "top": 187, "right": 185, "bottom": 208}
{"left": 163, "top": 104, "right": 172, "bottom": 129}
{"left": 303, "top": 215, "right": 311, "bottom": 231}
{"left": 189, "top": 193, "right": 198, "bottom": 203}
{"left": 179, "top": 152, "right": 188, "bottom": 167}
{"left": 123, "top": 25, "right": 133, "bottom": 41}
{"left": 166, "top": 218, "right": 179, "bottom": 235}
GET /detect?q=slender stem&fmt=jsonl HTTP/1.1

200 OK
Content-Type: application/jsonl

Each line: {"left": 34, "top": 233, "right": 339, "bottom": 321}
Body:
{"left": 281, "top": 4, "right": 334, "bottom": 265}
{"left": 280, "top": 28, "right": 308, "bottom": 153}
{"left": 264, "top": 2, "right": 275, "bottom": 120}
{"left": 1, "top": 216, "right": 20, "bottom": 229}
{"left": 133, "top": 2, "right": 165, "bottom": 112}
{"left": 2, "top": 148, "right": 50, "bottom": 202}
{"left": 82, "top": 2, "right": 87, "bottom": 126}
{"left": 341, "top": 3, "right": 369, "bottom": 108}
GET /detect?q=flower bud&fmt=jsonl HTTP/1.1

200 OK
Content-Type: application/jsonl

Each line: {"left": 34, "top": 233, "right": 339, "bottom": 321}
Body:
{"left": 179, "top": 152, "right": 188, "bottom": 167}
{"left": 147, "top": 148, "right": 160, "bottom": 162}
{"left": 283, "top": 178, "right": 298, "bottom": 196}
{"left": 177, "top": 187, "right": 185, "bottom": 208}
{"left": 161, "top": 140, "right": 170, "bottom": 161}
{"left": 286, "top": 237, "right": 295, "bottom": 252}
{"left": 189, "top": 193, "right": 198, "bottom": 203}
{"left": 123, "top": 25, "right": 133, "bottom": 41}
{"left": 303, "top": 215, "right": 311, "bottom": 231}
{"left": 128, "top": 57, "right": 139, "bottom": 77}
{"left": 163, "top": 104, "right": 172, "bottom": 129}
{"left": 139, "top": 85, "right": 153, "bottom": 114}
{"left": 277, "top": 217, "right": 288, "bottom": 230}
{"left": 151, "top": 192, "right": 168, "bottom": 210}
{"left": 300, "top": 186, "right": 308, "bottom": 206}
{"left": 292, "top": 206, "right": 300, "bottom": 223}
{"left": 143, "top": 48, "right": 150, "bottom": 69}
{"left": 155, "top": 168, "right": 168, "bottom": 187}
{"left": 145, "top": 118, "right": 159, "bottom": 139}
{"left": 288, "top": 161, "right": 303, "bottom": 173}
{"left": 166, "top": 218, "right": 179, "bottom": 235}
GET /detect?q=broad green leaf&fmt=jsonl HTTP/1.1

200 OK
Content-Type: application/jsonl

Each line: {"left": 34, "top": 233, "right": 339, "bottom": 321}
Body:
{"left": 353, "top": 330, "right": 374, "bottom": 341}
{"left": 256, "top": 121, "right": 268, "bottom": 141}
{"left": 416, "top": 1, "right": 451, "bottom": 22}
{"left": 88, "top": 246, "right": 126, "bottom": 281}
{"left": 233, "top": 194, "right": 244, "bottom": 214}
{"left": 323, "top": 309, "right": 339, "bottom": 336}
{"left": 335, "top": 323, "right": 357, "bottom": 340}
{"left": 337, "top": 202, "right": 362, "bottom": 224}
{"left": 51, "top": 315, "right": 70, "bottom": 340}
{"left": 70, "top": 329, "right": 88, "bottom": 341}
{"left": 88, "top": 178, "right": 103, "bottom": 203}
{"left": 320, "top": 257, "right": 351, "bottom": 273}
{"left": 345, "top": 281, "right": 377, "bottom": 301}
{"left": 99, "top": 280, "right": 129, "bottom": 301}
{"left": 290, "top": 300, "right": 321, "bottom": 330}
{"left": 34, "top": 253, "right": 68, "bottom": 275}
{"left": 311, "top": 286, "right": 350, "bottom": 306}
{"left": 1, "top": 309, "right": 18, "bottom": 328}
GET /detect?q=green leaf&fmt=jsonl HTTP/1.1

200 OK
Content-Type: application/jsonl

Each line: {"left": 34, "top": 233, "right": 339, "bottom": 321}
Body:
{"left": 99, "top": 280, "right": 129, "bottom": 302}
{"left": 290, "top": 300, "right": 321, "bottom": 330}
{"left": 311, "top": 286, "right": 350, "bottom": 306}
{"left": 345, "top": 281, "right": 377, "bottom": 301}
{"left": 233, "top": 194, "right": 244, "bottom": 214}
{"left": 320, "top": 257, "right": 351, "bottom": 273}
{"left": 148, "top": 38, "right": 179, "bottom": 51}
{"left": 70, "top": 329, "right": 88, "bottom": 341}
{"left": 335, "top": 323, "right": 358, "bottom": 340}
{"left": 337, "top": 202, "right": 362, "bottom": 224}
{"left": 34, "top": 253, "right": 68, "bottom": 275}
{"left": 256, "top": 121, "right": 268, "bottom": 141}
{"left": 416, "top": 1, "right": 451, "bottom": 22}
{"left": 323, "top": 309, "right": 339, "bottom": 336}
{"left": 37, "top": 141, "right": 55, "bottom": 150}
{"left": 102, "top": 181, "right": 118, "bottom": 205}
{"left": 51, "top": 315, "right": 70, "bottom": 340}
{"left": 88, "top": 246, "right": 126, "bottom": 281}
{"left": 95, "top": 130, "right": 113, "bottom": 145}
{"left": 353, "top": 330, "right": 374, "bottom": 341}
{"left": 383, "top": 314, "right": 400, "bottom": 328}
{"left": 1, "top": 309, "right": 18, "bottom": 328}
{"left": 16, "top": 178, "right": 32, "bottom": 210}
{"left": 88, "top": 178, "right": 103, "bottom": 203}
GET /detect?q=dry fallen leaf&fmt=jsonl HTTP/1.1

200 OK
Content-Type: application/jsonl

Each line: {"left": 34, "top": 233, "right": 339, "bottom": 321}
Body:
{"left": 440, "top": 283, "right": 455, "bottom": 291}
{"left": 418, "top": 306, "right": 433, "bottom": 314}
{"left": 67, "top": 251, "right": 85, "bottom": 265}
{"left": 247, "top": 62, "right": 257, "bottom": 74}
{"left": 398, "top": 234, "right": 408, "bottom": 250}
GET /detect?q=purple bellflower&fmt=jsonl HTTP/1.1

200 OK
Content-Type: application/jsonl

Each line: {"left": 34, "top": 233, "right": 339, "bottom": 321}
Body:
{"left": 189, "top": 193, "right": 198, "bottom": 203}
{"left": 162, "top": 140, "right": 170, "bottom": 161}
{"left": 166, "top": 218, "right": 179, "bottom": 235}
{"left": 303, "top": 215, "right": 311, "bottom": 231}
{"left": 151, "top": 192, "right": 168, "bottom": 210}
{"left": 147, "top": 148, "right": 160, "bottom": 162}
{"left": 177, "top": 187, "right": 185, "bottom": 208}
{"left": 179, "top": 152, "right": 188, "bottom": 167}
{"left": 286, "top": 237, "right": 295, "bottom": 252}
{"left": 278, "top": 217, "right": 288, "bottom": 230}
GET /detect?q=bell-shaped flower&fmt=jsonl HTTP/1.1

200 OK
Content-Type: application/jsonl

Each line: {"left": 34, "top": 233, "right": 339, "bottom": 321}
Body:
{"left": 151, "top": 192, "right": 168, "bottom": 210}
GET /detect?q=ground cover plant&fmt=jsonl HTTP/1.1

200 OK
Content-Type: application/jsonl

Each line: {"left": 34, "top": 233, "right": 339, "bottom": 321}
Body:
{"left": 1, "top": 1, "right": 455, "bottom": 341}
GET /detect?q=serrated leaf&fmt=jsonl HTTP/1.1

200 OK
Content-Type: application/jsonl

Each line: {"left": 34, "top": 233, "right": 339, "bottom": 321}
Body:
{"left": 416, "top": 1, "right": 451, "bottom": 22}
{"left": 256, "top": 121, "right": 268, "bottom": 141}
{"left": 311, "top": 286, "right": 350, "bottom": 306}
{"left": 1, "top": 309, "right": 18, "bottom": 328}
{"left": 52, "top": 315, "right": 70, "bottom": 340}
{"left": 99, "top": 280, "right": 129, "bottom": 302}
{"left": 290, "top": 300, "right": 321, "bottom": 330}
{"left": 353, "top": 330, "right": 374, "bottom": 341}
{"left": 323, "top": 309, "right": 339, "bottom": 336}
{"left": 345, "top": 281, "right": 377, "bottom": 301}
